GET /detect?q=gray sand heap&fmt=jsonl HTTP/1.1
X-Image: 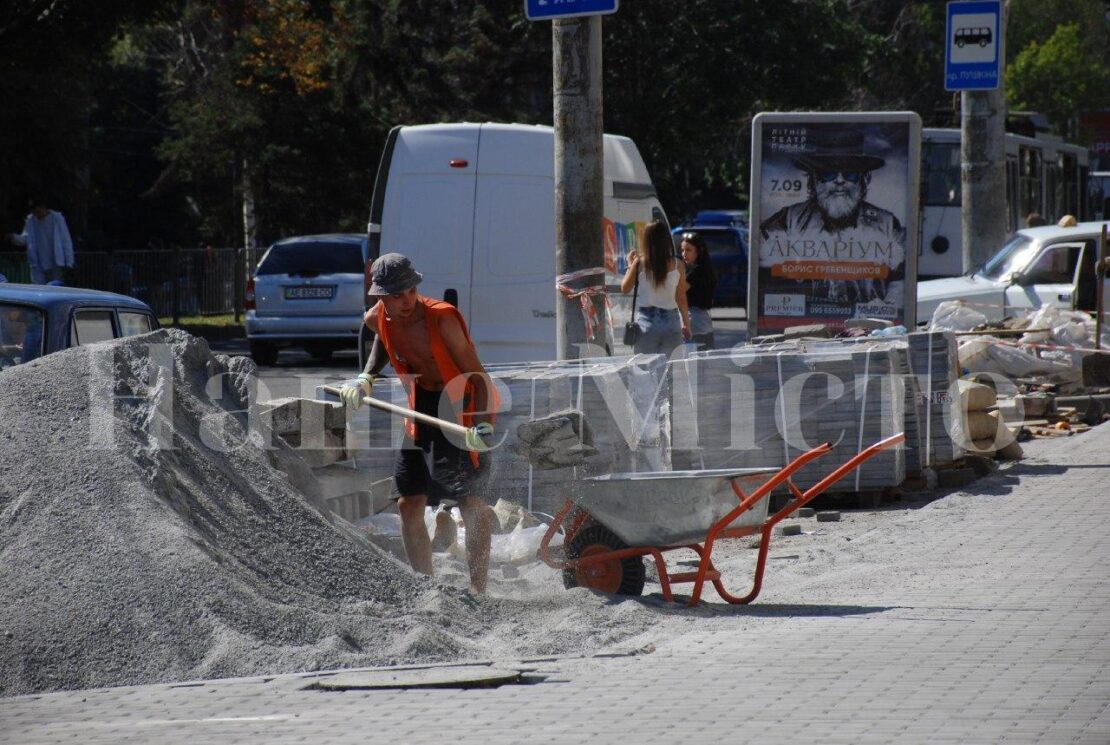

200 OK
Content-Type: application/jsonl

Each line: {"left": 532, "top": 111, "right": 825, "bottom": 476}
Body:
{"left": 0, "top": 329, "right": 656, "bottom": 697}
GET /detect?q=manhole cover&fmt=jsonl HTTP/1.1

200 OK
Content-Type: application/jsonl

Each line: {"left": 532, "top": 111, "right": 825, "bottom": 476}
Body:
{"left": 313, "top": 666, "right": 523, "bottom": 691}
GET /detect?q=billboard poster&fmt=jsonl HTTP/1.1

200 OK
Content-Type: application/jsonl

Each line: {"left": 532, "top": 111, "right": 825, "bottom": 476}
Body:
{"left": 748, "top": 112, "right": 921, "bottom": 336}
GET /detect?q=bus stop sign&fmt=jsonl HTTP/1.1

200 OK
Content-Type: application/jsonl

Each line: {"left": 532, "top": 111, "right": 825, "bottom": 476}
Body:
{"left": 525, "top": 0, "right": 618, "bottom": 21}
{"left": 945, "top": 0, "right": 1002, "bottom": 91}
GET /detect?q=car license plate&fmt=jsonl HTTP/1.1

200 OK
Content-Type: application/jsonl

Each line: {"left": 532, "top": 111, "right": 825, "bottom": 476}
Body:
{"left": 284, "top": 286, "right": 335, "bottom": 300}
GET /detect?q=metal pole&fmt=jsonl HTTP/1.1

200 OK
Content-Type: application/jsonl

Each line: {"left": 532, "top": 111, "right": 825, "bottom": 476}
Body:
{"left": 234, "top": 247, "right": 243, "bottom": 324}
{"left": 553, "top": 16, "right": 604, "bottom": 361}
{"left": 1097, "top": 224, "right": 1107, "bottom": 350}
{"left": 960, "top": 1, "right": 1009, "bottom": 273}
{"left": 171, "top": 245, "right": 181, "bottom": 326}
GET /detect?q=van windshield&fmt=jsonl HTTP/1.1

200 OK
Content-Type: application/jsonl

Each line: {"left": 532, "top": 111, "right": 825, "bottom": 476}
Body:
{"left": 702, "top": 232, "right": 744, "bottom": 260}
{"left": 977, "top": 234, "right": 1037, "bottom": 280}
{"left": 256, "top": 241, "right": 365, "bottom": 276}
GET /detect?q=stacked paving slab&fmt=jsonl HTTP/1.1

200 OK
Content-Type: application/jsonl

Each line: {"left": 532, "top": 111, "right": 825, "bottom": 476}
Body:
{"left": 906, "top": 331, "right": 965, "bottom": 468}
{"left": 670, "top": 342, "right": 907, "bottom": 493}
{"left": 801, "top": 331, "right": 964, "bottom": 472}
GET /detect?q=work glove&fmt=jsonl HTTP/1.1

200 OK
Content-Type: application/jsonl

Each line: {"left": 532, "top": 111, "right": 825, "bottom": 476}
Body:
{"left": 464, "top": 422, "right": 494, "bottom": 452}
{"left": 339, "top": 373, "right": 374, "bottom": 410}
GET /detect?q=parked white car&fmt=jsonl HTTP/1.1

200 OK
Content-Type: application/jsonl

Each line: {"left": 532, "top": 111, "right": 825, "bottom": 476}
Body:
{"left": 916, "top": 221, "right": 1110, "bottom": 323}
{"left": 246, "top": 234, "right": 369, "bottom": 365}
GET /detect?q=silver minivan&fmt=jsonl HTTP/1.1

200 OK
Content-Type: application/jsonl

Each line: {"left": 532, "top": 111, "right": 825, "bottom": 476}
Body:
{"left": 246, "top": 234, "right": 368, "bottom": 365}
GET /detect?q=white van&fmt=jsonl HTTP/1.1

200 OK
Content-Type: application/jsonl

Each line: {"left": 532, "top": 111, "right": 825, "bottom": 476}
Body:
{"left": 361, "top": 122, "right": 667, "bottom": 365}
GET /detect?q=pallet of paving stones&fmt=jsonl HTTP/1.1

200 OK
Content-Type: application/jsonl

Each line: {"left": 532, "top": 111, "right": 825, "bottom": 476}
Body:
{"left": 791, "top": 338, "right": 925, "bottom": 475}
{"left": 669, "top": 343, "right": 906, "bottom": 494}
{"left": 800, "top": 331, "right": 964, "bottom": 471}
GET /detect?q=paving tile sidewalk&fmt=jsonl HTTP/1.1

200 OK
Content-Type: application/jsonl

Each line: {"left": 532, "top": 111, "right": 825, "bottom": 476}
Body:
{"left": 3, "top": 426, "right": 1110, "bottom": 744}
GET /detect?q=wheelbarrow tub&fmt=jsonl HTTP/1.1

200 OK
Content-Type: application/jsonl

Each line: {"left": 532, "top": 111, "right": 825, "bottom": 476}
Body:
{"left": 572, "top": 468, "right": 778, "bottom": 547}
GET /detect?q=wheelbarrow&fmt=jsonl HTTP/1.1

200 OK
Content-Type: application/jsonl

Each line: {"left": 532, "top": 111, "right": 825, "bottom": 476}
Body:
{"left": 539, "top": 433, "right": 905, "bottom": 605}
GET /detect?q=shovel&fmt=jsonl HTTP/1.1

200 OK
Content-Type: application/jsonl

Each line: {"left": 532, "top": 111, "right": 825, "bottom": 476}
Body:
{"left": 322, "top": 384, "right": 596, "bottom": 469}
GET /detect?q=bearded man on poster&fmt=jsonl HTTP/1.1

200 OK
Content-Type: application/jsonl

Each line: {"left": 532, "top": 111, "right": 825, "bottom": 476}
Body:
{"left": 759, "top": 129, "right": 905, "bottom": 307}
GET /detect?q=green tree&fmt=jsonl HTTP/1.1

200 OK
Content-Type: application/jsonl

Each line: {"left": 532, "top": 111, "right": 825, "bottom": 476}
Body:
{"left": 1007, "top": 20, "right": 1110, "bottom": 139}
{"left": 845, "top": 1, "right": 953, "bottom": 125}
{"left": 138, "top": 0, "right": 367, "bottom": 245}
{"left": 1008, "top": 0, "right": 1108, "bottom": 66}
{"left": 143, "top": 0, "right": 552, "bottom": 244}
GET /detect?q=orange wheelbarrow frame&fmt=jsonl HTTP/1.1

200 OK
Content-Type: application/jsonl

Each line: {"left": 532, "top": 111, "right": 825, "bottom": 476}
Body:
{"left": 539, "top": 433, "right": 906, "bottom": 606}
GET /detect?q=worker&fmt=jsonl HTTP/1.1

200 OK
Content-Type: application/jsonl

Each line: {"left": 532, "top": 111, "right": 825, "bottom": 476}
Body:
{"left": 340, "top": 253, "right": 498, "bottom": 593}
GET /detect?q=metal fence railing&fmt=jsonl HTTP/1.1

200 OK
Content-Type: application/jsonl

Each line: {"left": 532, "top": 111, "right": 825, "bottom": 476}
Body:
{"left": 0, "top": 247, "right": 264, "bottom": 321}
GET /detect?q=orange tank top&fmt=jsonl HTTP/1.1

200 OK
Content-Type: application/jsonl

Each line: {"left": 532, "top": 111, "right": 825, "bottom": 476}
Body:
{"left": 375, "top": 297, "right": 496, "bottom": 466}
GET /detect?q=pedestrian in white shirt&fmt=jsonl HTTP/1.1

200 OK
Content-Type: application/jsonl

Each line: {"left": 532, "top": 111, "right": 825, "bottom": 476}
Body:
{"left": 7, "top": 197, "right": 74, "bottom": 284}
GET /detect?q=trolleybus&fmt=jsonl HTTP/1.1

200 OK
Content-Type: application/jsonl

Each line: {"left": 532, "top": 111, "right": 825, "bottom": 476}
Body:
{"left": 918, "top": 128, "right": 1089, "bottom": 278}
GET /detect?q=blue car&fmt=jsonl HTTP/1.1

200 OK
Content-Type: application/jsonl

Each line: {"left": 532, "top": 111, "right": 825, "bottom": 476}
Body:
{"left": 672, "top": 211, "right": 749, "bottom": 307}
{"left": 0, "top": 283, "right": 159, "bottom": 369}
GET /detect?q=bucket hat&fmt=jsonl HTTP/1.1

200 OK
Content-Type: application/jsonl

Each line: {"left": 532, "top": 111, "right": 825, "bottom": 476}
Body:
{"left": 367, "top": 253, "right": 423, "bottom": 296}
{"left": 791, "top": 128, "right": 886, "bottom": 173}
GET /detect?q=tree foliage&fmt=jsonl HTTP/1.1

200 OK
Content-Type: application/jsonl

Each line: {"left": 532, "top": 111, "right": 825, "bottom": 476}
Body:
{"left": 1007, "top": 5, "right": 1110, "bottom": 138}
{"left": 2, "top": 0, "right": 1105, "bottom": 249}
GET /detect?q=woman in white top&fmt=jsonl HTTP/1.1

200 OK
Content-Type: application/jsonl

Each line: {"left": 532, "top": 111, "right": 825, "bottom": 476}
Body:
{"left": 620, "top": 219, "right": 691, "bottom": 355}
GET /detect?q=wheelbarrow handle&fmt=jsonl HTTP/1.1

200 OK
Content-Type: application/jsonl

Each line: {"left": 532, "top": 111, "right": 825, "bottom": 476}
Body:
{"left": 322, "top": 384, "right": 471, "bottom": 438}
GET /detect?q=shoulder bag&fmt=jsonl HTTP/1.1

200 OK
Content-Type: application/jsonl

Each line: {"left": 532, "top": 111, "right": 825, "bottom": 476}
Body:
{"left": 622, "top": 268, "right": 642, "bottom": 347}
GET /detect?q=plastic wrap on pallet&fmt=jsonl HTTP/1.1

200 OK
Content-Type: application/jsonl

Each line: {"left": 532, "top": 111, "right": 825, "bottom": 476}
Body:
{"left": 805, "top": 332, "right": 964, "bottom": 470}
{"left": 669, "top": 343, "right": 906, "bottom": 493}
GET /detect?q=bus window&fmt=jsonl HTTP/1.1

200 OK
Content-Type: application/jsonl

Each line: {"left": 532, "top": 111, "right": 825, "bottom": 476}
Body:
{"left": 922, "top": 142, "right": 960, "bottom": 206}
{"left": 1046, "top": 161, "right": 1058, "bottom": 222}
{"left": 1019, "top": 146, "right": 1042, "bottom": 219}
{"left": 1058, "top": 152, "right": 1078, "bottom": 221}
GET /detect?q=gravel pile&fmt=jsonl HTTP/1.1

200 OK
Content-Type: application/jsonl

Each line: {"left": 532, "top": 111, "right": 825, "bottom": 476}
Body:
{"left": 0, "top": 330, "right": 657, "bottom": 696}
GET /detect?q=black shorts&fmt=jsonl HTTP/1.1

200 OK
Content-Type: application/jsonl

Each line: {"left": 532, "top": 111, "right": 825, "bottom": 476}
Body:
{"left": 391, "top": 387, "right": 489, "bottom": 506}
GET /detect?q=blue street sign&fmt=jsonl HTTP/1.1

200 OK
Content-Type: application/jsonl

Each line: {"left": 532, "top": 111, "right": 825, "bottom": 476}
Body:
{"left": 945, "top": 1, "right": 1002, "bottom": 91}
{"left": 525, "top": 0, "right": 619, "bottom": 22}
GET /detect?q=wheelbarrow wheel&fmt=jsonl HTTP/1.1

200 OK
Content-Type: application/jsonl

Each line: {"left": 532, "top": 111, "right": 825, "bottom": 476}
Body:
{"left": 562, "top": 525, "right": 645, "bottom": 596}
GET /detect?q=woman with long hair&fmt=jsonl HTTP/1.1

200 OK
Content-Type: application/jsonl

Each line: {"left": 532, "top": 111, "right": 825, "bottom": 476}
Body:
{"left": 679, "top": 231, "right": 717, "bottom": 349}
{"left": 620, "top": 219, "right": 690, "bottom": 355}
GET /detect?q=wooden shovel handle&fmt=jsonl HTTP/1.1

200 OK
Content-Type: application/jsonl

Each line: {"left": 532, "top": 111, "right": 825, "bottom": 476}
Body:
{"left": 322, "top": 384, "right": 471, "bottom": 437}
